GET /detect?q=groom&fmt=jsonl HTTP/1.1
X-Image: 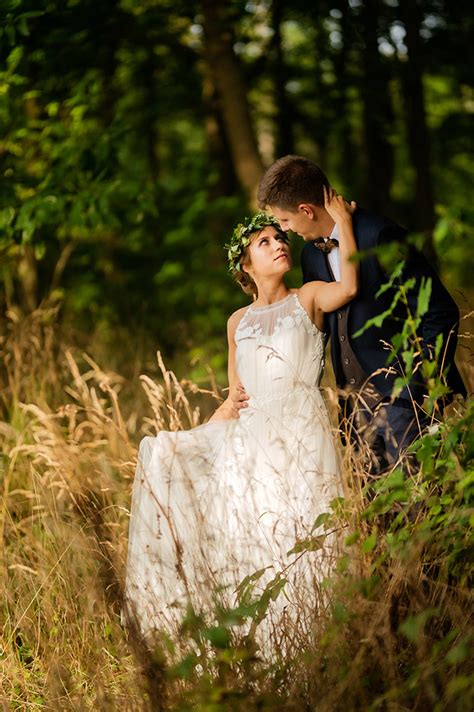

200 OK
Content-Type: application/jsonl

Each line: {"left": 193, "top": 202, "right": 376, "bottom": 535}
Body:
{"left": 236, "top": 155, "right": 466, "bottom": 471}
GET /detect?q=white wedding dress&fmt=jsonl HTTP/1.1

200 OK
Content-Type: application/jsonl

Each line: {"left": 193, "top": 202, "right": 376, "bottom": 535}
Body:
{"left": 123, "top": 293, "right": 342, "bottom": 647}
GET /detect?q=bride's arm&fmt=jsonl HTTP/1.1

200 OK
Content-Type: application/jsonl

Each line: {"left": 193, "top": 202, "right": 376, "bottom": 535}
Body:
{"left": 208, "top": 309, "right": 247, "bottom": 421}
{"left": 304, "top": 188, "right": 358, "bottom": 314}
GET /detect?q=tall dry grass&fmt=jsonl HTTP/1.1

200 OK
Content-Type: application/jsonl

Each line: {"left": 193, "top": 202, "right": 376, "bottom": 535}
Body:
{"left": 1, "top": 308, "right": 213, "bottom": 710}
{"left": 1, "top": 307, "right": 472, "bottom": 711}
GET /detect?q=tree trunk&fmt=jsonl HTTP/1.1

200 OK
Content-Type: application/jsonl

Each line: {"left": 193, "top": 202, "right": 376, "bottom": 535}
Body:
{"left": 311, "top": 13, "right": 331, "bottom": 169}
{"left": 141, "top": 49, "right": 160, "bottom": 187}
{"left": 17, "top": 246, "right": 38, "bottom": 312}
{"left": 271, "top": 0, "right": 294, "bottom": 157}
{"left": 332, "top": 0, "right": 359, "bottom": 196}
{"left": 202, "top": 0, "right": 264, "bottom": 207}
{"left": 399, "top": 0, "right": 437, "bottom": 262}
{"left": 202, "top": 67, "right": 238, "bottom": 199}
{"left": 202, "top": 66, "right": 239, "bottom": 248}
{"left": 359, "top": 0, "right": 395, "bottom": 215}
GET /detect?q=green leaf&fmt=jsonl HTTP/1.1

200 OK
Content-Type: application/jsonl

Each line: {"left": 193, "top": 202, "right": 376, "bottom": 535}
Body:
{"left": 344, "top": 531, "right": 361, "bottom": 546}
{"left": 236, "top": 567, "right": 268, "bottom": 592}
{"left": 287, "top": 535, "right": 327, "bottom": 555}
{"left": 0, "top": 207, "right": 15, "bottom": 228}
{"left": 434, "top": 217, "right": 450, "bottom": 242}
{"left": 391, "top": 375, "right": 410, "bottom": 399}
{"left": 434, "top": 332, "right": 445, "bottom": 359}
{"left": 361, "top": 532, "right": 377, "bottom": 553}
{"left": 399, "top": 608, "right": 439, "bottom": 643}
{"left": 446, "top": 676, "right": 474, "bottom": 698}
{"left": 401, "top": 349, "right": 414, "bottom": 372}
{"left": 201, "top": 624, "right": 231, "bottom": 649}
{"left": 332, "top": 600, "right": 349, "bottom": 624}
{"left": 166, "top": 653, "right": 197, "bottom": 680}
{"left": 7, "top": 46, "right": 24, "bottom": 72}
{"left": 312, "top": 511, "right": 331, "bottom": 531}
{"left": 375, "top": 467, "right": 405, "bottom": 493}
{"left": 375, "top": 260, "right": 405, "bottom": 298}
{"left": 416, "top": 277, "right": 432, "bottom": 318}
{"left": 352, "top": 290, "right": 402, "bottom": 339}
{"left": 235, "top": 567, "right": 269, "bottom": 603}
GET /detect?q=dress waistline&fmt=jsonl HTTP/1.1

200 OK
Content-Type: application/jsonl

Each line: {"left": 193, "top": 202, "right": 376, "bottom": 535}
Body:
{"left": 247, "top": 384, "right": 321, "bottom": 408}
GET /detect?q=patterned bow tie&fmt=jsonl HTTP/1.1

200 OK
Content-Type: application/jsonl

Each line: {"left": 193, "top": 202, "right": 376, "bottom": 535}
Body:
{"left": 313, "top": 237, "right": 339, "bottom": 254}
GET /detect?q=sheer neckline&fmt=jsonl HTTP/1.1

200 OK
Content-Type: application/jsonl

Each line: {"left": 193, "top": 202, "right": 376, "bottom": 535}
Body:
{"left": 242, "top": 292, "right": 325, "bottom": 336}
{"left": 249, "top": 293, "right": 293, "bottom": 312}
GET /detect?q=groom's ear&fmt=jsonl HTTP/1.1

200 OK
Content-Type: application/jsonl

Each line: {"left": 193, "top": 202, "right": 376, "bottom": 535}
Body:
{"left": 297, "top": 203, "right": 315, "bottom": 219}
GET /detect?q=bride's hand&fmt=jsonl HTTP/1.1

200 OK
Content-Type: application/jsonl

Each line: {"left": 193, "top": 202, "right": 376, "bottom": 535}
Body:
{"left": 208, "top": 397, "right": 238, "bottom": 422}
{"left": 323, "top": 185, "right": 357, "bottom": 222}
{"left": 208, "top": 384, "right": 249, "bottom": 422}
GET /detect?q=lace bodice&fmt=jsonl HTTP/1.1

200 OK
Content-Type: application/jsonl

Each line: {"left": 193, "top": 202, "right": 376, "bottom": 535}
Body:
{"left": 235, "top": 293, "right": 326, "bottom": 400}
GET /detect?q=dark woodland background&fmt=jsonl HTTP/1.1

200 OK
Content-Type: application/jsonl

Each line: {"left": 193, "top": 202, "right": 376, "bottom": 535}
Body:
{"left": 1, "top": 0, "right": 473, "bottom": 382}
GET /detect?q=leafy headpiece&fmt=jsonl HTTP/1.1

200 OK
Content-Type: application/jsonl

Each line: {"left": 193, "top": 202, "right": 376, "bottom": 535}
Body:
{"left": 225, "top": 212, "right": 288, "bottom": 275}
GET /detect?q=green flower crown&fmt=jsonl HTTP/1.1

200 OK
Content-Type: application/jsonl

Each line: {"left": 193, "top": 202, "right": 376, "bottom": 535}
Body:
{"left": 225, "top": 212, "right": 288, "bottom": 275}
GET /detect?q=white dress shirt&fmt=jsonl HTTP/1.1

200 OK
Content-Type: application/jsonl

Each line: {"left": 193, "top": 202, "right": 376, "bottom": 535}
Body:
{"left": 326, "top": 223, "right": 340, "bottom": 281}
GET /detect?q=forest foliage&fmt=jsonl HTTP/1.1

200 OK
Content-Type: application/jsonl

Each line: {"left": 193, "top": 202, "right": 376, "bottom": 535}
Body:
{"left": 1, "top": 0, "right": 473, "bottom": 380}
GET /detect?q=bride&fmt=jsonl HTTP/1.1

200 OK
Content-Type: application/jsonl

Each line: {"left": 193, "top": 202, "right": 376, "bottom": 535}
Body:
{"left": 123, "top": 188, "right": 358, "bottom": 648}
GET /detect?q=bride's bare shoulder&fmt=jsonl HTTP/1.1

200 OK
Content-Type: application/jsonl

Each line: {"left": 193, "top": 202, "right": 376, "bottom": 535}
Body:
{"left": 227, "top": 305, "right": 250, "bottom": 335}
{"left": 296, "top": 283, "right": 317, "bottom": 306}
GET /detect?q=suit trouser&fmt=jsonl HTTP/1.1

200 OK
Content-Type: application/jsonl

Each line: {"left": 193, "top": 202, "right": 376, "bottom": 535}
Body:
{"left": 341, "top": 395, "right": 428, "bottom": 474}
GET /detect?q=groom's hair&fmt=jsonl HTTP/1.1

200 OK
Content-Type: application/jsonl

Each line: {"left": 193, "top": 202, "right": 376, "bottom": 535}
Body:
{"left": 257, "top": 155, "right": 330, "bottom": 211}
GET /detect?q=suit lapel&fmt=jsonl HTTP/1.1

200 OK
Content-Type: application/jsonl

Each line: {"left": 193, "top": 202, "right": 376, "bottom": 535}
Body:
{"left": 311, "top": 243, "right": 334, "bottom": 282}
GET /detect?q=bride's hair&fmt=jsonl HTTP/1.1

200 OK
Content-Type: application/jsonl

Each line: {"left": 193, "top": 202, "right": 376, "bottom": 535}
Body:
{"left": 234, "top": 248, "right": 258, "bottom": 296}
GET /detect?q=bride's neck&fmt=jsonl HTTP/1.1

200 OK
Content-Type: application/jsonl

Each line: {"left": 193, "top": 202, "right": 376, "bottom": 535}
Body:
{"left": 253, "top": 282, "right": 290, "bottom": 307}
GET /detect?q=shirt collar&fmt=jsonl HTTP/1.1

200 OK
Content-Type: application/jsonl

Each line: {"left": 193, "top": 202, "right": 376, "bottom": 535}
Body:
{"left": 328, "top": 223, "right": 339, "bottom": 241}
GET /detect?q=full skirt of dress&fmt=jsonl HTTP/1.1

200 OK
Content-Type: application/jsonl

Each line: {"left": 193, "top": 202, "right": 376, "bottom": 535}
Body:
{"left": 123, "top": 294, "right": 342, "bottom": 648}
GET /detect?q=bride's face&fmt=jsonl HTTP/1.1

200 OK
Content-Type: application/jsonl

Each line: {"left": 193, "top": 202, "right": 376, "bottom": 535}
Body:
{"left": 244, "top": 226, "right": 292, "bottom": 279}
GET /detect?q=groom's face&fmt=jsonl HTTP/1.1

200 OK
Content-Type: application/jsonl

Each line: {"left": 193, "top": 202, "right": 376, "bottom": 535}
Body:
{"left": 269, "top": 204, "right": 328, "bottom": 241}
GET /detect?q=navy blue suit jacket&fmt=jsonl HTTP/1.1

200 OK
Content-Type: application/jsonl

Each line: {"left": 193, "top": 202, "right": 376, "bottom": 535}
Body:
{"left": 301, "top": 208, "right": 466, "bottom": 401}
